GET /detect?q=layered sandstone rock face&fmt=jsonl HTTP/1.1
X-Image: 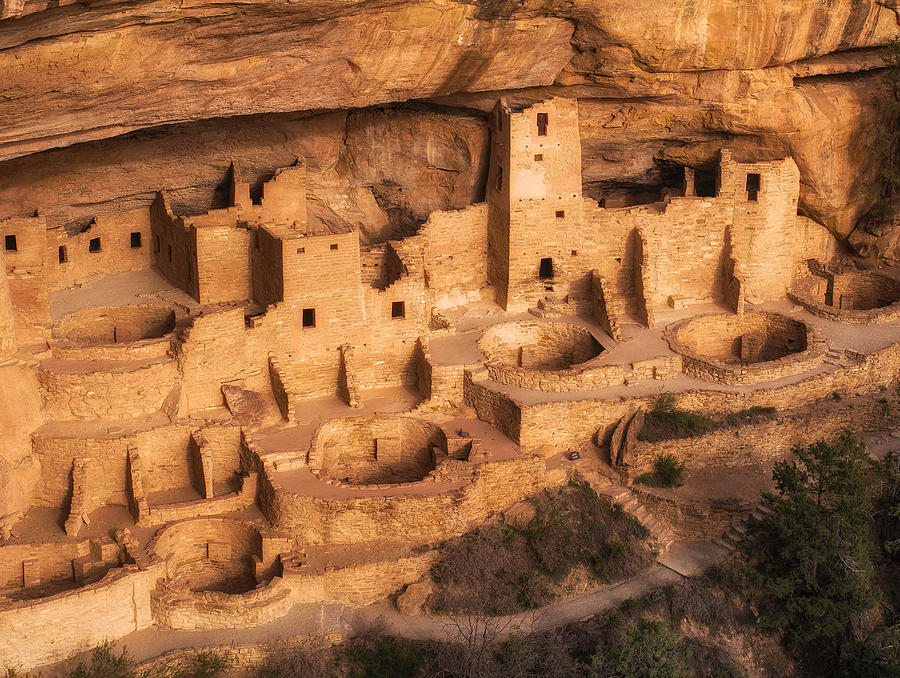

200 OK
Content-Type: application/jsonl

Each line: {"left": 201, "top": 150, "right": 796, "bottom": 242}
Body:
{"left": 0, "top": 0, "right": 898, "bottom": 247}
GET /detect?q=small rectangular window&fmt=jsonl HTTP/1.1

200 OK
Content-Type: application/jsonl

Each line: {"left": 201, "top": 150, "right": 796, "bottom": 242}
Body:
{"left": 496, "top": 166, "right": 503, "bottom": 191}
{"left": 302, "top": 308, "right": 316, "bottom": 328}
{"left": 330, "top": 243, "right": 338, "bottom": 251}
{"left": 391, "top": 301, "right": 406, "bottom": 319}
{"left": 571, "top": 250, "right": 578, "bottom": 256}
{"left": 746, "top": 173, "right": 761, "bottom": 202}
{"left": 130, "top": 232, "right": 142, "bottom": 248}
{"left": 58, "top": 245, "right": 68, "bottom": 263}
{"left": 89, "top": 237, "right": 101, "bottom": 253}
{"left": 534, "top": 154, "right": 543, "bottom": 162}
{"left": 154, "top": 235, "right": 160, "bottom": 253}
{"left": 167, "top": 244, "right": 172, "bottom": 262}
{"left": 4, "top": 235, "right": 16, "bottom": 252}
{"left": 537, "top": 112, "right": 548, "bottom": 136}
{"left": 297, "top": 247, "right": 305, "bottom": 254}
{"left": 556, "top": 210, "right": 565, "bottom": 219}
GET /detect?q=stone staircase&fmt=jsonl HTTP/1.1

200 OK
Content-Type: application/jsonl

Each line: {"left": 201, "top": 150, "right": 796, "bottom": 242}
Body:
{"left": 528, "top": 294, "right": 569, "bottom": 319}
{"left": 823, "top": 346, "right": 858, "bottom": 368}
{"left": 261, "top": 449, "right": 307, "bottom": 472}
{"left": 596, "top": 484, "right": 676, "bottom": 554}
{"left": 712, "top": 502, "right": 773, "bottom": 552}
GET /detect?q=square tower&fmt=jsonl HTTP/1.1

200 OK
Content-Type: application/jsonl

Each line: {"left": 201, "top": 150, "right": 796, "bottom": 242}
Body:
{"left": 486, "top": 97, "right": 585, "bottom": 311}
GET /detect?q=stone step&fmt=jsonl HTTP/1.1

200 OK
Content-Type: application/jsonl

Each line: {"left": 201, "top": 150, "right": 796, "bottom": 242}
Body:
{"left": 712, "top": 537, "right": 737, "bottom": 552}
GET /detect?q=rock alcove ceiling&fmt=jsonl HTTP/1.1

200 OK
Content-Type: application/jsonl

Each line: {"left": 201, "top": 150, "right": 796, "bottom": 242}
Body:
{"left": 0, "top": 0, "right": 898, "bottom": 247}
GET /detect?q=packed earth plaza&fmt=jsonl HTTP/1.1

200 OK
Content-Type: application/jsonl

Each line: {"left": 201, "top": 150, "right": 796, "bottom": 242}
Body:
{"left": 2, "top": 95, "right": 900, "bottom": 672}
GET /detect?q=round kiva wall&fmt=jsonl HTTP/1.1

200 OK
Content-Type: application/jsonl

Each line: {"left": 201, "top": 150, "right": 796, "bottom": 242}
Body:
{"left": 789, "top": 271, "right": 900, "bottom": 324}
{"left": 56, "top": 304, "right": 176, "bottom": 345}
{"left": 478, "top": 320, "right": 604, "bottom": 370}
{"left": 150, "top": 518, "right": 262, "bottom": 594}
{"left": 308, "top": 416, "right": 447, "bottom": 485}
{"left": 665, "top": 312, "right": 826, "bottom": 385}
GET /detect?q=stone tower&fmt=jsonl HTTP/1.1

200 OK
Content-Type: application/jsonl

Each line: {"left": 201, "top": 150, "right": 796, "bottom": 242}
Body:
{"left": 486, "top": 97, "right": 585, "bottom": 311}
{"left": 0, "top": 249, "right": 17, "bottom": 360}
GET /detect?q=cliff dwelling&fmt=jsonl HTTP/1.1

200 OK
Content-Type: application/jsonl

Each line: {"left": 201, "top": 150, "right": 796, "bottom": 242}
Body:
{"left": 2, "top": 2, "right": 900, "bottom": 674}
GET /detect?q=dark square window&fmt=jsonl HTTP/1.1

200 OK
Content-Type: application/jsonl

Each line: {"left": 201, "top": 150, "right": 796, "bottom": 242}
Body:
{"left": 539, "top": 257, "right": 554, "bottom": 280}
{"left": 537, "top": 112, "right": 548, "bottom": 136}
{"left": 302, "top": 308, "right": 316, "bottom": 328}
{"left": 571, "top": 250, "right": 578, "bottom": 256}
{"left": 534, "top": 154, "right": 543, "bottom": 161}
{"left": 746, "top": 173, "right": 761, "bottom": 202}
{"left": 58, "top": 245, "right": 67, "bottom": 263}
{"left": 130, "top": 232, "right": 142, "bottom": 248}
{"left": 4, "top": 235, "right": 16, "bottom": 252}
{"left": 89, "top": 237, "right": 101, "bottom": 253}
{"left": 330, "top": 243, "right": 338, "bottom": 251}
{"left": 391, "top": 301, "right": 406, "bottom": 319}
{"left": 556, "top": 210, "right": 565, "bottom": 219}
{"left": 297, "top": 247, "right": 305, "bottom": 254}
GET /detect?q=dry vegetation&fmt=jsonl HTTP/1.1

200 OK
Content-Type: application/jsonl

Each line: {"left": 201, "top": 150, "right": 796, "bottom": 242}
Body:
{"left": 427, "top": 479, "right": 654, "bottom": 615}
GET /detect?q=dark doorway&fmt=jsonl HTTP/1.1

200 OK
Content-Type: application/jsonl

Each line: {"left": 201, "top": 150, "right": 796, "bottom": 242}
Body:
{"left": 130, "top": 232, "right": 142, "bottom": 248}
{"left": 695, "top": 168, "right": 718, "bottom": 197}
{"left": 746, "top": 173, "right": 761, "bottom": 202}
{"left": 391, "top": 301, "right": 406, "bottom": 319}
{"left": 4, "top": 235, "right": 16, "bottom": 252}
{"left": 58, "top": 246, "right": 67, "bottom": 263}
{"left": 537, "top": 112, "right": 548, "bottom": 136}
{"left": 539, "top": 258, "right": 554, "bottom": 280}
{"left": 89, "top": 237, "right": 101, "bottom": 253}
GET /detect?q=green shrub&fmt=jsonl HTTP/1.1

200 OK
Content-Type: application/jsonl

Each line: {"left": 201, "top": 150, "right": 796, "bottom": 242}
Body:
{"left": 67, "top": 644, "right": 134, "bottom": 678}
{"left": 724, "top": 406, "right": 777, "bottom": 427}
{"left": 636, "top": 454, "right": 686, "bottom": 488}
{"left": 589, "top": 617, "right": 691, "bottom": 678}
{"left": 837, "top": 624, "right": 900, "bottom": 678}
{"left": 741, "top": 433, "right": 877, "bottom": 661}
{"left": 638, "top": 398, "right": 713, "bottom": 442}
{"left": 342, "top": 634, "right": 420, "bottom": 678}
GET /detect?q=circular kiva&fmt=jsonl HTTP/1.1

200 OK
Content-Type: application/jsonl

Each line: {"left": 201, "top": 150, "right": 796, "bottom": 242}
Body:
{"left": 55, "top": 304, "right": 176, "bottom": 346}
{"left": 788, "top": 271, "right": 900, "bottom": 324}
{"left": 479, "top": 320, "right": 604, "bottom": 370}
{"left": 150, "top": 518, "right": 263, "bottom": 594}
{"left": 665, "top": 311, "right": 826, "bottom": 385}
{"left": 476, "top": 320, "right": 610, "bottom": 392}
{"left": 308, "top": 415, "right": 447, "bottom": 486}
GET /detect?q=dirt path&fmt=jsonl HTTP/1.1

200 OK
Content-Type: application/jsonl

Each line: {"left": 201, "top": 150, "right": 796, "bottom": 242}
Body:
{"left": 108, "top": 541, "right": 728, "bottom": 665}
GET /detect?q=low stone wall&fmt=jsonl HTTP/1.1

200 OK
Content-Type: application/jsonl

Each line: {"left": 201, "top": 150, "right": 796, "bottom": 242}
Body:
{"left": 55, "top": 304, "right": 176, "bottom": 345}
{"left": 49, "top": 335, "right": 173, "bottom": 361}
{"left": 262, "top": 455, "right": 559, "bottom": 546}
{"left": 287, "top": 551, "right": 436, "bottom": 607}
{"left": 631, "top": 397, "right": 886, "bottom": 474}
{"left": 151, "top": 576, "right": 293, "bottom": 630}
{"left": 142, "top": 473, "right": 259, "bottom": 526}
{"left": 633, "top": 486, "right": 754, "bottom": 540}
{"left": 37, "top": 357, "right": 178, "bottom": 420}
{"left": 0, "top": 563, "right": 162, "bottom": 671}
{"left": 416, "top": 339, "right": 472, "bottom": 405}
{"left": 0, "top": 539, "right": 88, "bottom": 590}
{"left": 516, "top": 339, "right": 900, "bottom": 451}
